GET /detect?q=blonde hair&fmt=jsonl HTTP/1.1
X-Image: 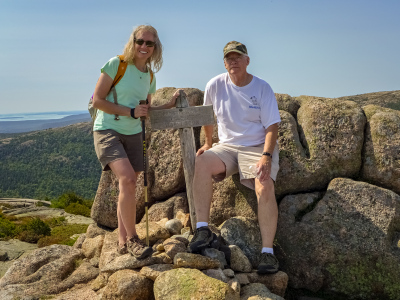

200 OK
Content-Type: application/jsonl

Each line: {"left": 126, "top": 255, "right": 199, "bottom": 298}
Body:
{"left": 123, "top": 25, "right": 163, "bottom": 73}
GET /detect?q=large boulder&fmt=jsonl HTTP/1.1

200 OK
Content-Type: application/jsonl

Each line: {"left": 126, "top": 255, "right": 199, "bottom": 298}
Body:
{"left": 240, "top": 283, "right": 284, "bottom": 300}
{"left": 146, "top": 128, "right": 186, "bottom": 201}
{"left": 276, "top": 178, "right": 400, "bottom": 299}
{"left": 275, "top": 98, "right": 366, "bottom": 197}
{"left": 101, "top": 269, "right": 153, "bottom": 300}
{"left": 90, "top": 170, "right": 120, "bottom": 229}
{"left": 173, "top": 253, "right": 221, "bottom": 270}
{"left": 210, "top": 174, "right": 258, "bottom": 226}
{"left": 361, "top": 105, "right": 400, "bottom": 194}
{"left": 153, "top": 268, "right": 238, "bottom": 300}
{"left": 247, "top": 271, "right": 289, "bottom": 298}
{"left": 219, "top": 216, "right": 262, "bottom": 268}
{"left": 0, "top": 245, "right": 85, "bottom": 299}
{"left": 337, "top": 90, "right": 400, "bottom": 111}
{"left": 0, "top": 239, "right": 38, "bottom": 278}
{"left": 140, "top": 192, "right": 189, "bottom": 223}
{"left": 275, "top": 93, "right": 301, "bottom": 117}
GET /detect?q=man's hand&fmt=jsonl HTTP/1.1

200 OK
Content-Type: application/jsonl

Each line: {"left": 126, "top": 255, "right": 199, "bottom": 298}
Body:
{"left": 256, "top": 155, "right": 272, "bottom": 183}
{"left": 196, "top": 144, "right": 211, "bottom": 156}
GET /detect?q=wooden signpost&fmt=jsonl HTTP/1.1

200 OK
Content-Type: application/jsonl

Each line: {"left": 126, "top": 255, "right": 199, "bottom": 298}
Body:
{"left": 149, "top": 91, "right": 214, "bottom": 231}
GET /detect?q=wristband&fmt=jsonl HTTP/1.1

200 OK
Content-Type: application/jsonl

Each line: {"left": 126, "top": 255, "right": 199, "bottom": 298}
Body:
{"left": 130, "top": 108, "right": 138, "bottom": 119}
{"left": 262, "top": 152, "right": 272, "bottom": 158}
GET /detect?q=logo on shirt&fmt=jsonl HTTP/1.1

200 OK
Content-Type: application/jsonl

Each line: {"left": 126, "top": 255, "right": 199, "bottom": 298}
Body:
{"left": 249, "top": 96, "right": 260, "bottom": 109}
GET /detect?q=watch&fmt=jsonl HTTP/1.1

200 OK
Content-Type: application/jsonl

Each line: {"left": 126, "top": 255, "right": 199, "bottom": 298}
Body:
{"left": 262, "top": 152, "right": 272, "bottom": 158}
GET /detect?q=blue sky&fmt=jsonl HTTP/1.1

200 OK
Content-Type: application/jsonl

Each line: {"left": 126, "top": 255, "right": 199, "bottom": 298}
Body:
{"left": 1, "top": 0, "right": 399, "bottom": 114}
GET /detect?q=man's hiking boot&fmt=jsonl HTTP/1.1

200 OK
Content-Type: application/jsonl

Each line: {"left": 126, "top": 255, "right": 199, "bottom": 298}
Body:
{"left": 257, "top": 252, "right": 279, "bottom": 274}
{"left": 188, "top": 227, "right": 214, "bottom": 253}
{"left": 126, "top": 235, "right": 153, "bottom": 259}
{"left": 209, "top": 232, "right": 221, "bottom": 249}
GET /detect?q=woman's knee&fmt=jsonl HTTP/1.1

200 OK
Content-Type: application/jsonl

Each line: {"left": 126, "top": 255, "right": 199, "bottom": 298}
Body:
{"left": 119, "top": 175, "right": 137, "bottom": 189}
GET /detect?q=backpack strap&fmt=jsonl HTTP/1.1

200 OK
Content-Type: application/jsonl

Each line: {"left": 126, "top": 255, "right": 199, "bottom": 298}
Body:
{"left": 150, "top": 69, "right": 154, "bottom": 84}
{"left": 111, "top": 55, "right": 128, "bottom": 88}
{"left": 110, "top": 55, "right": 127, "bottom": 120}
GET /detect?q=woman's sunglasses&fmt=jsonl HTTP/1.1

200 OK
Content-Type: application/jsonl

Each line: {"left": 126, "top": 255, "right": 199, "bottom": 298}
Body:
{"left": 134, "top": 38, "right": 156, "bottom": 47}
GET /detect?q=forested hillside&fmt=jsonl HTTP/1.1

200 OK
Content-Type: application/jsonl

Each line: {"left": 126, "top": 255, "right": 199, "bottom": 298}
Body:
{"left": 0, "top": 122, "right": 101, "bottom": 199}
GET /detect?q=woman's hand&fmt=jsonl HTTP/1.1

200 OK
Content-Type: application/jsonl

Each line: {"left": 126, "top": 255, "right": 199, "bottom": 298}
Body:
{"left": 134, "top": 102, "right": 149, "bottom": 118}
{"left": 256, "top": 155, "right": 272, "bottom": 183}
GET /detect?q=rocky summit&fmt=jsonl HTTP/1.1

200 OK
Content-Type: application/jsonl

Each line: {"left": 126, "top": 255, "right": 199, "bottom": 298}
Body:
{"left": 1, "top": 88, "right": 399, "bottom": 300}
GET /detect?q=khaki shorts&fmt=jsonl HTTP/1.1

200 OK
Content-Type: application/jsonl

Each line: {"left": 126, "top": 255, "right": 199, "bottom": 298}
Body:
{"left": 93, "top": 129, "right": 144, "bottom": 172}
{"left": 206, "top": 143, "right": 279, "bottom": 190}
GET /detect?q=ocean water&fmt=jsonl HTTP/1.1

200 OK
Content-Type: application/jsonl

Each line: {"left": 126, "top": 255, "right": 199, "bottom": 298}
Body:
{"left": 0, "top": 111, "right": 88, "bottom": 122}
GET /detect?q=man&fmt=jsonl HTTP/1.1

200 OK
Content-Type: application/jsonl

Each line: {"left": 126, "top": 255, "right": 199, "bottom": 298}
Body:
{"left": 188, "top": 41, "right": 281, "bottom": 274}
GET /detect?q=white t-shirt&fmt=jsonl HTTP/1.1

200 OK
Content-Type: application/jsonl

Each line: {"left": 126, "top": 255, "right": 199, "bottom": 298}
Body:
{"left": 204, "top": 73, "right": 281, "bottom": 146}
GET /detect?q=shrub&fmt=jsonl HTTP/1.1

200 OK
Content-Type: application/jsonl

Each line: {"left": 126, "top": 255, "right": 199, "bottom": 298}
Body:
{"left": 51, "top": 192, "right": 85, "bottom": 209}
{"left": 18, "top": 217, "right": 51, "bottom": 243}
{"left": 38, "top": 224, "right": 88, "bottom": 248}
{"left": 0, "top": 216, "right": 17, "bottom": 239}
{"left": 37, "top": 235, "right": 63, "bottom": 247}
{"left": 44, "top": 216, "right": 67, "bottom": 228}
{"left": 65, "top": 202, "right": 91, "bottom": 217}
{"left": 83, "top": 199, "right": 94, "bottom": 209}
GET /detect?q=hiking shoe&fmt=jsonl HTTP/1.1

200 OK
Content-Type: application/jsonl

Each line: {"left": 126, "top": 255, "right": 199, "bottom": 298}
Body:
{"left": 209, "top": 233, "right": 221, "bottom": 250}
{"left": 117, "top": 242, "right": 128, "bottom": 255}
{"left": 257, "top": 253, "right": 279, "bottom": 274}
{"left": 126, "top": 235, "right": 153, "bottom": 259}
{"left": 188, "top": 227, "right": 214, "bottom": 253}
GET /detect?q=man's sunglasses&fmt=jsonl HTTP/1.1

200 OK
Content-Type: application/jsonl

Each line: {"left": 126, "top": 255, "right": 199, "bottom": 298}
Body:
{"left": 134, "top": 38, "right": 156, "bottom": 47}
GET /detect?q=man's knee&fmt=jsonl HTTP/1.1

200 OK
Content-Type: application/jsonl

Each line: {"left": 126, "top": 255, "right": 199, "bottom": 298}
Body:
{"left": 255, "top": 179, "right": 275, "bottom": 200}
{"left": 195, "top": 151, "right": 226, "bottom": 180}
{"left": 195, "top": 153, "right": 213, "bottom": 172}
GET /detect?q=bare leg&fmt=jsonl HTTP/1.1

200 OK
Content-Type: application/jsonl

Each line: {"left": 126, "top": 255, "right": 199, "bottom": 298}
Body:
{"left": 255, "top": 178, "right": 278, "bottom": 248}
{"left": 193, "top": 152, "right": 226, "bottom": 223}
{"left": 109, "top": 158, "right": 141, "bottom": 245}
{"left": 117, "top": 205, "right": 127, "bottom": 246}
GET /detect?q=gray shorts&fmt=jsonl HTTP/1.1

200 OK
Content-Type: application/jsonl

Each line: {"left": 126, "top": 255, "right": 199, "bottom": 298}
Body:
{"left": 206, "top": 143, "right": 279, "bottom": 190}
{"left": 93, "top": 129, "right": 144, "bottom": 172}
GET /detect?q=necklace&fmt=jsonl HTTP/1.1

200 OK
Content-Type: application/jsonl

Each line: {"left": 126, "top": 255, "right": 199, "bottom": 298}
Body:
{"left": 138, "top": 66, "right": 147, "bottom": 79}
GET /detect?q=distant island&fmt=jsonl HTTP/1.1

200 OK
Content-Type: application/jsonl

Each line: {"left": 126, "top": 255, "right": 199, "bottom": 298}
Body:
{"left": 0, "top": 113, "right": 91, "bottom": 133}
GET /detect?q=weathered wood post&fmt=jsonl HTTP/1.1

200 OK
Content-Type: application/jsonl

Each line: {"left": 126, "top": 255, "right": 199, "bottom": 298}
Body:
{"left": 149, "top": 91, "right": 214, "bottom": 231}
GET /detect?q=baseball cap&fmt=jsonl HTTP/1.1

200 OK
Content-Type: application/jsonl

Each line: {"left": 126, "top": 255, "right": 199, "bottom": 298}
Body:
{"left": 223, "top": 41, "right": 248, "bottom": 57}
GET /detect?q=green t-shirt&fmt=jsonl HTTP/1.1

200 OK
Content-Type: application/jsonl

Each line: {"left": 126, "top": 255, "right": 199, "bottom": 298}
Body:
{"left": 93, "top": 56, "right": 156, "bottom": 135}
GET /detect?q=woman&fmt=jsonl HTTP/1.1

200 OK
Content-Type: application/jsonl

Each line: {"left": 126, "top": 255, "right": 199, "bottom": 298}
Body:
{"left": 92, "top": 25, "right": 180, "bottom": 259}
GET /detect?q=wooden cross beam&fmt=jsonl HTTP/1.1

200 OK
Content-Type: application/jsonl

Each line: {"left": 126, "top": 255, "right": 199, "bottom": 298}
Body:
{"left": 149, "top": 91, "right": 214, "bottom": 231}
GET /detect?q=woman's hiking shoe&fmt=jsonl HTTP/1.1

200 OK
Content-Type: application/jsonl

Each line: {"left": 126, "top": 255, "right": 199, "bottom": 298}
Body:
{"left": 117, "top": 242, "right": 128, "bottom": 255}
{"left": 188, "top": 227, "right": 214, "bottom": 253}
{"left": 257, "top": 253, "right": 279, "bottom": 274}
{"left": 126, "top": 235, "right": 153, "bottom": 259}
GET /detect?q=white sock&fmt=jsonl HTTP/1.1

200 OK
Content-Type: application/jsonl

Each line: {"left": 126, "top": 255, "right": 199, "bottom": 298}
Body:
{"left": 196, "top": 222, "right": 209, "bottom": 229}
{"left": 262, "top": 247, "right": 274, "bottom": 254}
